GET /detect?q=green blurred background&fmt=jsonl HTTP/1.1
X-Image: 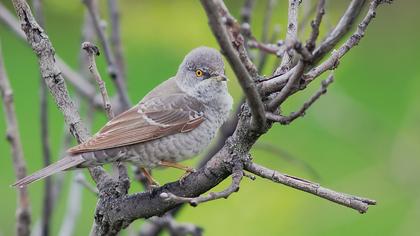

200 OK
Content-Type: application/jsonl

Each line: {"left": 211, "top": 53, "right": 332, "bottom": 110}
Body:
{"left": 1, "top": 0, "right": 419, "bottom": 235}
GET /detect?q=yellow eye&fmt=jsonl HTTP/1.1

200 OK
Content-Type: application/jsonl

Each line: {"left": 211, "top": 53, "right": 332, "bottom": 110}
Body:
{"left": 195, "top": 69, "right": 203, "bottom": 77}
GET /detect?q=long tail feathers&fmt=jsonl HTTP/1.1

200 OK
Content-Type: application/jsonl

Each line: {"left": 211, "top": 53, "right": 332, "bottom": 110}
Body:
{"left": 12, "top": 155, "right": 85, "bottom": 188}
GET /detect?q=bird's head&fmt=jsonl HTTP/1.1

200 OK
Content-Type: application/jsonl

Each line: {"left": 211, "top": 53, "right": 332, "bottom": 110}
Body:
{"left": 176, "top": 46, "right": 228, "bottom": 95}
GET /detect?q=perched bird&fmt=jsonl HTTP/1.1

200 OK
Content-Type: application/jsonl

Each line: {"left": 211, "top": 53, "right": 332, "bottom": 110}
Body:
{"left": 13, "top": 46, "right": 233, "bottom": 187}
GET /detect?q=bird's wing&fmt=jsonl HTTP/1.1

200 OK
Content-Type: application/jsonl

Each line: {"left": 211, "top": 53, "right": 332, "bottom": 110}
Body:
{"left": 67, "top": 82, "right": 205, "bottom": 154}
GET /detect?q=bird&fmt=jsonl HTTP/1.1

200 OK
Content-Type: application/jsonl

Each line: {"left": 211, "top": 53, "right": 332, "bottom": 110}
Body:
{"left": 13, "top": 46, "right": 233, "bottom": 188}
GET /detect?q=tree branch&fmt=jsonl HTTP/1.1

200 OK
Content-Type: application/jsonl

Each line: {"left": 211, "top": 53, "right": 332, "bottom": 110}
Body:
{"left": 0, "top": 44, "right": 31, "bottom": 236}
{"left": 305, "top": 0, "right": 325, "bottom": 52}
{"left": 200, "top": 0, "right": 266, "bottom": 131}
{"left": 275, "top": 0, "right": 300, "bottom": 75}
{"left": 0, "top": 2, "right": 103, "bottom": 107}
{"left": 10, "top": 0, "right": 109, "bottom": 184}
{"left": 311, "top": 0, "right": 366, "bottom": 63}
{"left": 82, "top": 42, "right": 114, "bottom": 119}
{"left": 268, "top": 60, "right": 304, "bottom": 110}
{"left": 82, "top": 0, "right": 131, "bottom": 110}
{"left": 160, "top": 163, "right": 243, "bottom": 206}
{"left": 245, "top": 162, "right": 376, "bottom": 213}
{"left": 267, "top": 74, "right": 334, "bottom": 124}
{"left": 304, "top": 0, "right": 392, "bottom": 84}
{"left": 58, "top": 172, "right": 84, "bottom": 236}
{"left": 107, "top": 0, "right": 126, "bottom": 80}
{"left": 140, "top": 214, "right": 202, "bottom": 236}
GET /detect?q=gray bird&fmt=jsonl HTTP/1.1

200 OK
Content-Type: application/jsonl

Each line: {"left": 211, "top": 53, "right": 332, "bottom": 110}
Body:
{"left": 13, "top": 46, "right": 233, "bottom": 187}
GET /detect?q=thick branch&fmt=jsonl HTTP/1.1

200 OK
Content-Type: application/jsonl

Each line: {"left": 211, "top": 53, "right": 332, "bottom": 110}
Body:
{"left": 200, "top": 0, "right": 266, "bottom": 131}
{"left": 0, "top": 45, "right": 31, "bottom": 236}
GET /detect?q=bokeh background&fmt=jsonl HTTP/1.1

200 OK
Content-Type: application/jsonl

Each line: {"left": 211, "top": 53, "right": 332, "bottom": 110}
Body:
{"left": 1, "top": 0, "right": 419, "bottom": 235}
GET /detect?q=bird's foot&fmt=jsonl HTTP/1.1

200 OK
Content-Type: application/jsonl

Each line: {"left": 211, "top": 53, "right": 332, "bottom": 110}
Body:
{"left": 139, "top": 167, "right": 160, "bottom": 189}
{"left": 158, "top": 161, "right": 196, "bottom": 173}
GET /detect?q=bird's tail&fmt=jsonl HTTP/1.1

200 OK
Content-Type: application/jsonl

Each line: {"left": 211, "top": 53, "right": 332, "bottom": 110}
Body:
{"left": 12, "top": 155, "right": 85, "bottom": 188}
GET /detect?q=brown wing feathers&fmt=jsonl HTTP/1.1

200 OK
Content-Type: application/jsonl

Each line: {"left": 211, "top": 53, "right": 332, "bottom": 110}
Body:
{"left": 67, "top": 93, "right": 205, "bottom": 154}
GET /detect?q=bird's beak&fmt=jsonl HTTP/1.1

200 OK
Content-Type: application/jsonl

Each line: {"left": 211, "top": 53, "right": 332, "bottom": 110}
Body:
{"left": 213, "top": 74, "right": 228, "bottom": 82}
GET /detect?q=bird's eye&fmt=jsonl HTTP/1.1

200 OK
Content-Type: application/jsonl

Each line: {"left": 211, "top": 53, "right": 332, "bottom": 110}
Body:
{"left": 195, "top": 69, "right": 203, "bottom": 77}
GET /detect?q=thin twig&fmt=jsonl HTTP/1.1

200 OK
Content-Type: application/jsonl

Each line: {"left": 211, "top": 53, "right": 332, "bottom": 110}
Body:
{"left": 257, "top": 0, "right": 278, "bottom": 72}
{"left": 82, "top": 0, "right": 131, "bottom": 110}
{"left": 82, "top": 42, "right": 114, "bottom": 119}
{"left": 107, "top": 0, "right": 126, "bottom": 79}
{"left": 268, "top": 74, "right": 334, "bottom": 124}
{"left": 140, "top": 214, "right": 203, "bottom": 236}
{"left": 58, "top": 172, "right": 85, "bottom": 236}
{"left": 31, "top": 1, "right": 53, "bottom": 235}
{"left": 0, "top": 44, "right": 31, "bottom": 236}
{"left": 75, "top": 172, "right": 99, "bottom": 196}
{"left": 311, "top": 0, "right": 366, "bottom": 63}
{"left": 275, "top": 0, "right": 300, "bottom": 75}
{"left": 160, "top": 164, "right": 243, "bottom": 206}
{"left": 305, "top": 0, "right": 326, "bottom": 52}
{"left": 240, "top": 0, "right": 255, "bottom": 25}
{"left": 305, "top": 0, "right": 392, "bottom": 84}
{"left": 10, "top": 0, "right": 109, "bottom": 184}
{"left": 268, "top": 60, "right": 305, "bottom": 110}
{"left": 200, "top": 0, "right": 266, "bottom": 131}
{"left": 245, "top": 162, "right": 376, "bottom": 213}
{"left": 0, "top": 3, "right": 103, "bottom": 106}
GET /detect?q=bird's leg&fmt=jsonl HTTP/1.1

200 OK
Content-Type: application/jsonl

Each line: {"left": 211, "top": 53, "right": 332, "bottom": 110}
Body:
{"left": 158, "top": 161, "right": 196, "bottom": 173}
{"left": 140, "top": 167, "right": 160, "bottom": 188}
{"left": 158, "top": 161, "right": 196, "bottom": 185}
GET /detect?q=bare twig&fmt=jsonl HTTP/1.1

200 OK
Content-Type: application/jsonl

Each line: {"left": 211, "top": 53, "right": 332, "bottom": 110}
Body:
{"left": 75, "top": 172, "right": 99, "bottom": 196}
{"left": 140, "top": 214, "right": 203, "bottom": 236}
{"left": 10, "top": 0, "right": 109, "bottom": 184}
{"left": 58, "top": 172, "right": 85, "bottom": 236}
{"left": 0, "top": 3, "right": 103, "bottom": 106}
{"left": 305, "top": 0, "right": 391, "bottom": 83}
{"left": 257, "top": 0, "right": 278, "bottom": 72}
{"left": 268, "top": 74, "right": 334, "bottom": 124}
{"left": 200, "top": 0, "right": 266, "bottom": 131}
{"left": 245, "top": 162, "right": 376, "bottom": 213}
{"left": 160, "top": 164, "right": 243, "bottom": 206}
{"left": 0, "top": 45, "right": 31, "bottom": 236}
{"left": 82, "top": 0, "right": 131, "bottom": 110}
{"left": 276, "top": 0, "right": 300, "bottom": 75}
{"left": 31, "top": 1, "right": 53, "bottom": 235}
{"left": 305, "top": 0, "right": 326, "bottom": 52}
{"left": 268, "top": 60, "right": 305, "bottom": 110}
{"left": 240, "top": 0, "right": 255, "bottom": 25}
{"left": 107, "top": 0, "right": 126, "bottom": 79}
{"left": 82, "top": 42, "right": 114, "bottom": 119}
{"left": 311, "top": 0, "right": 366, "bottom": 63}
{"left": 82, "top": 41, "right": 129, "bottom": 194}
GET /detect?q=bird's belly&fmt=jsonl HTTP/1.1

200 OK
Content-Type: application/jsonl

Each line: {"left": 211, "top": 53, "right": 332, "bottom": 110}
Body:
{"left": 126, "top": 119, "right": 217, "bottom": 168}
